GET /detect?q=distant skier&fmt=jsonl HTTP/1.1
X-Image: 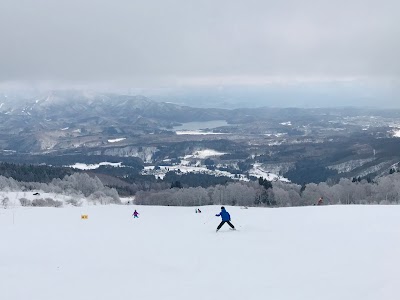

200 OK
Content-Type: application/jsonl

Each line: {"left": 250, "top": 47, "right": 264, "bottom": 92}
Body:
{"left": 132, "top": 210, "right": 139, "bottom": 218}
{"left": 215, "top": 206, "right": 235, "bottom": 232}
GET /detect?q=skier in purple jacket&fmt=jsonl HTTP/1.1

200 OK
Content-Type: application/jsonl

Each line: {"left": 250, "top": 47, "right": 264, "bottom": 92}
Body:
{"left": 215, "top": 206, "right": 235, "bottom": 232}
{"left": 132, "top": 210, "right": 139, "bottom": 218}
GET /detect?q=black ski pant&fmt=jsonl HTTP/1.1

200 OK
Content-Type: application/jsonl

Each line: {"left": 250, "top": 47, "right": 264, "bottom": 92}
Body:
{"left": 217, "top": 221, "right": 235, "bottom": 230}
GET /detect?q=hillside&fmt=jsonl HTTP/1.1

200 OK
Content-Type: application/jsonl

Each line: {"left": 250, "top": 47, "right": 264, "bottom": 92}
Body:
{"left": 1, "top": 205, "right": 399, "bottom": 300}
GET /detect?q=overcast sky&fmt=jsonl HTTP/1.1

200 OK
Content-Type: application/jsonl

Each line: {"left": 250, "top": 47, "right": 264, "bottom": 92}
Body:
{"left": 0, "top": 0, "right": 399, "bottom": 105}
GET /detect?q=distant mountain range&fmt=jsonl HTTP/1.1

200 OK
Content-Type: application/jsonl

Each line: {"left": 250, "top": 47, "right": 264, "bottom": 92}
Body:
{"left": 0, "top": 90, "right": 228, "bottom": 123}
{"left": 2, "top": 90, "right": 400, "bottom": 184}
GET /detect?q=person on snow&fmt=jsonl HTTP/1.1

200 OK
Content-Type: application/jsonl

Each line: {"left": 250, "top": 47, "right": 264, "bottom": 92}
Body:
{"left": 132, "top": 210, "right": 139, "bottom": 218}
{"left": 215, "top": 206, "right": 235, "bottom": 232}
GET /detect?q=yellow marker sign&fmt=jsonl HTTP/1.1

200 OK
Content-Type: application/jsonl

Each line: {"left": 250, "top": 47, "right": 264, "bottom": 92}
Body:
{"left": 81, "top": 214, "right": 88, "bottom": 219}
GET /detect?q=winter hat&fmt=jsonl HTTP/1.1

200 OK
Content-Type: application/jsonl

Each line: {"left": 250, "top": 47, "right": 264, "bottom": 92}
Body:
{"left": 221, "top": 206, "right": 225, "bottom": 210}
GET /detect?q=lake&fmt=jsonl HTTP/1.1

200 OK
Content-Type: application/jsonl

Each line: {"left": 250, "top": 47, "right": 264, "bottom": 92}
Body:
{"left": 172, "top": 120, "right": 229, "bottom": 131}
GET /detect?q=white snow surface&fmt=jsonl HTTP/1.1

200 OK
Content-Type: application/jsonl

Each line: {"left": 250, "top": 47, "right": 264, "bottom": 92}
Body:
{"left": 152, "top": 165, "right": 237, "bottom": 180}
{"left": 68, "top": 162, "right": 122, "bottom": 170}
{"left": 142, "top": 161, "right": 284, "bottom": 182}
{"left": 249, "top": 163, "right": 290, "bottom": 182}
{"left": 107, "top": 138, "right": 126, "bottom": 143}
{"left": 1, "top": 205, "right": 399, "bottom": 300}
{"left": 393, "top": 129, "right": 400, "bottom": 137}
{"left": 279, "top": 121, "right": 292, "bottom": 126}
{"left": 185, "top": 149, "right": 226, "bottom": 159}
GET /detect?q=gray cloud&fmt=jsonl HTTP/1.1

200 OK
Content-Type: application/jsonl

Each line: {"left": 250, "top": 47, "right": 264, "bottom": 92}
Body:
{"left": 0, "top": 0, "right": 399, "bottom": 87}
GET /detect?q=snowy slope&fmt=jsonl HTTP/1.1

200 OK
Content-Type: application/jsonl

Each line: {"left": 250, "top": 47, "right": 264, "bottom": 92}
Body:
{"left": 249, "top": 163, "right": 290, "bottom": 182}
{"left": 1, "top": 205, "right": 399, "bottom": 300}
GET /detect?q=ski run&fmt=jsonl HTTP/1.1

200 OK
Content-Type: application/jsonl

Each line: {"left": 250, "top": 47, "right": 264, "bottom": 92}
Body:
{"left": 1, "top": 204, "right": 400, "bottom": 300}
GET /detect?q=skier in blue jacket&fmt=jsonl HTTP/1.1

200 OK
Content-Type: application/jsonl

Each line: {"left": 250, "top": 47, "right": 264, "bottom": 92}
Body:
{"left": 215, "top": 206, "right": 236, "bottom": 232}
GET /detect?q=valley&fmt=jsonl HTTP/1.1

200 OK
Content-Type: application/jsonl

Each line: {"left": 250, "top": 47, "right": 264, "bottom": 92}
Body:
{"left": 1, "top": 91, "right": 400, "bottom": 185}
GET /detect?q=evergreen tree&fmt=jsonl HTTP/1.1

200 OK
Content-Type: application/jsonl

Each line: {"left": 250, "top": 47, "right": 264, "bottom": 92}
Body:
{"left": 171, "top": 180, "right": 183, "bottom": 189}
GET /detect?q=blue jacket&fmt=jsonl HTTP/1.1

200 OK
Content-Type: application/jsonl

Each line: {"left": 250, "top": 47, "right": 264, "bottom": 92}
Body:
{"left": 216, "top": 208, "right": 231, "bottom": 221}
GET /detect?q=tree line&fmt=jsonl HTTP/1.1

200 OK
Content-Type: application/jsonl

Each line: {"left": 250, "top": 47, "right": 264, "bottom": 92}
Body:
{"left": 0, "top": 173, "right": 120, "bottom": 206}
{"left": 0, "top": 162, "right": 73, "bottom": 183}
{"left": 2, "top": 162, "right": 400, "bottom": 208}
{"left": 135, "top": 172, "right": 400, "bottom": 207}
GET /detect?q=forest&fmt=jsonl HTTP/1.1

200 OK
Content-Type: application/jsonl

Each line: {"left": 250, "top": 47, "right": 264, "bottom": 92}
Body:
{"left": 136, "top": 172, "right": 400, "bottom": 207}
{"left": 1, "top": 162, "right": 400, "bottom": 208}
{"left": 0, "top": 172, "right": 120, "bottom": 207}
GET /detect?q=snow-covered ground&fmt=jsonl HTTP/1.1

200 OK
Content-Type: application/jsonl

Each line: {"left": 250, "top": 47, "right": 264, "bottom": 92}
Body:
{"left": 142, "top": 154, "right": 285, "bottom": 182}
{"left": 142, "top": 164, "right": 244, "bottom": 180}
{"left": 107, "top": 138, "right": 126, "bottom": 143}
{"left": 249, "top": 163, "right": 290, "bottom": 182}
{"left": 184, "top": 149, "right": 226, "bottom": 159}
{"left": 279, "top": 121, "right": 292, "bottom": 126}
{"left": 68, "top": 162, "right": 123, "bottom": 170}
{"left": 1, "top": 205, "right": 399, "bottom": 300}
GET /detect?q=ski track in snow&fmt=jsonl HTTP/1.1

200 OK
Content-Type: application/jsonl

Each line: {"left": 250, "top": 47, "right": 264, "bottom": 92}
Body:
{"left": 1, "top": 205, "right": 399, "bottom": 300}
